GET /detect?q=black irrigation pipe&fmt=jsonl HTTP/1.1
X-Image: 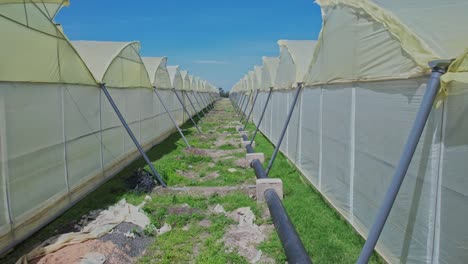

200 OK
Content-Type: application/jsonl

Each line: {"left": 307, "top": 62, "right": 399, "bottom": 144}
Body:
{"left": 236, "top": 96, "right": 311, "bottom": 263}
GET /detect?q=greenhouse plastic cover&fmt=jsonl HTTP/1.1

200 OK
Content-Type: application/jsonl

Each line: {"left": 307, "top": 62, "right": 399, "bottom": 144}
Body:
{"left": 180, "top": 70, "right": 191, "bottom": 91}
{"left": 72, "top": 41, "right": 151, "bottom": 88}
{"left": 167, "top": 66, "right": 183, "bottom": 90}
{"left": 0, "top": 1, "right": 217, "bottom": 254}
{"left": 261, "top": 57, "right": 280, "bottom": 90}
{"left": 142, "top": 57, "right": 172, "bottom": 89}
{"left": 0, "top": 1, "right": 95, "bottom": 85}
{"left": 232, "top": 1, "right": 468, "bottom": 262}
{"left": 275, "top": 40, "right": 316, "bottom": 89}
{"left": 306, "top": 0, "right": 468, "bottom": 85}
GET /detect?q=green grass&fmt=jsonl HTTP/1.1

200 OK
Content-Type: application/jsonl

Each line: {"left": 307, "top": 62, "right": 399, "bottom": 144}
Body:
{"left": 138, "top": 192, "right": 259, "bottom": 263}
{"left": 1, "top": 99, "right": 384, "bottom": 263}
{"left": 246, "top": 124, "right": 384, "bottom": 264}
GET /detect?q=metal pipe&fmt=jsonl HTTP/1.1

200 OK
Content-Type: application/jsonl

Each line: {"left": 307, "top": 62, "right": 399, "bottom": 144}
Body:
{"left": 265, "top": 84, "right": 302, "bottom": 177}
{"left": 265, "top": 189, "right": 312, "bottom": 264}
{"left": 251, "top": 159, "right": 266, "bottom": 179}
{"left": 193, "top": 91, "right": 207, "bottom": 115}
{"left": 202, "top": 93, "right": 213, "bottom": 111}
{"left": 250, "top": 88, "right": 273, "bottom": 145}
{"left": 198, "top": 92, "right": 207, "bottom": 111}
{"left": 201, "top": 93, "right": 211, "bottom": 111}
{"left": 184, "top": 90, "right": 203, "bottom": 123}
{"left": 243, "top": 90, "right": 260, "bottom": 130}
{"left": 356, "top": 60, "right": 452, "bottom": 264}
{"left": 154, "top": 88, "right": 191, "bottom": 149}
{"left": 173, "top": 89, "right": 202, "bottom": 134}
{"left": 237, "top": 93, "right": 246, "bottom": 115}
{"left": 100, "top": 84, "right": 166, "bottom": 187}
{"left": 240, "top": 92, "right": 251, "bottom": 122}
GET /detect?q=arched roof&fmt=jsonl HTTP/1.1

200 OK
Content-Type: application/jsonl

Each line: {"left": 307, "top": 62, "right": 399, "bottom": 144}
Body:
{"left": 167, "top": 66, "right": 183, "bottom": 90}
{"left": 261, "top": 57, "right": 280, "bottom": 90}
{"left": 72, "top": 41, "right": 151, "bottom": 88}
{"left": 180, "top": 70, "right": 191, "bottom": 91}
{"left": 306, "top": 0, "right": 468, "bottom": 85}
{"left": 0, "top": 1, "right": 96, "bottom": 85}
{"left": 141, "top": 57, "right": 172, "bottom": 89}
{"left": 275, "top": 40, "right": 316, "bottom": 89}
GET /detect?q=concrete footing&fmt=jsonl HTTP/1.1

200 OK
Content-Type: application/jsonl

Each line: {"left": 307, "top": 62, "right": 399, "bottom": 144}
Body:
{"left": 256, "top": 178, "right": 283, "bottom": 202}
{"left": 246, "top": 153, "right": 264, "bottom": 164}
{"left": 241, "top": 140, "right": 255, "bottom": 147}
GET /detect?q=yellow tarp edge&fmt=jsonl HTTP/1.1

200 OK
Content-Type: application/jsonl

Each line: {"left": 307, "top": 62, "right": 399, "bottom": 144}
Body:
{"left": 436, "top": 49, "right": 468, "bottom": 106}
{"left": 306, "top": 0, "right": 439, "bottom": 86}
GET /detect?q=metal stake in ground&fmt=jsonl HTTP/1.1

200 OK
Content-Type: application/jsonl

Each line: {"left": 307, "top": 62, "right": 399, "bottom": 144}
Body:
{"left": 242, "top": 89, "right": 260, "bottom": 130}
{"left": 100, "top": 84, "right": 166, "bottom": 187}
{"left": 240, "top": 92, "right": 252, "bottom": 123}
{"left": 356, "top": 61, "right": 453, "bottom": 264}
{"left": 184, "top": 90, "right": 203, "bottom": 123}
{"left": 173, "top": 88, "right": 202, "bottom": 134}
{"left": 265, "top": 84, "right": 303, "bottom": 177}
{"left": 154, "top": 88, "right": 191, "bottom": 149}
{"left": 250, "top": 87, "right": 273, "bottom": 145}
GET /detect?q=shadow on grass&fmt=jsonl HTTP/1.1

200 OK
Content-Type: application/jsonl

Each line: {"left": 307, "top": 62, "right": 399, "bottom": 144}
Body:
{"left": 0, "top": 112, "right": 206, "bottom": 264}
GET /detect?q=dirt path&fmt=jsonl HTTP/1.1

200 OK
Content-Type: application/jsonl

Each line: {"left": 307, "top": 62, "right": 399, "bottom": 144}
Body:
{"left": 13, "top": 99, "right": 275, "bottom": 264}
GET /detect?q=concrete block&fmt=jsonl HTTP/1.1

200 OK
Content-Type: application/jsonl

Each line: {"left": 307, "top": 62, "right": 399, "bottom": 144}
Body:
{"left": 246, "top": 153, "right": 265, "bottom": 164}
{"left": 241, "top": 140, "right": 255, "bottom": 148}
{"left": 256, "top": 178, "right": 283, "bottom": 202}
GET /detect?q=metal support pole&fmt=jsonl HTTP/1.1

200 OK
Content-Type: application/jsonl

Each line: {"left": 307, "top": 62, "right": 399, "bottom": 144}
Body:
{"left": 237, "top": 93, "right": 246, "bottom": 115}
{"left": 100, "top": 84, "right": 166, "bottom": 187}
{"left": 356, "top": 60, "right": 452, "bottom": 264}
{"left": 243, "top": 89, "right": 260, "bottom": 130}
{"left": 240, "top": 92, "right": 252, "bottom": 122}
{"left": 173, "top": 89, "right": 202, "bottom": 134}
{"left": 193, "top": 91, "right": 207, "bottom": 115}
{"left": 265, "top": 84, "right": 303, "bottom": 177}
{"left": 154, "top": 88, "right": 191, "bottom": 149}
{"left": 201, "top": 93, "right": 212, "bottom": 111}
{"left": 184, "top": 90, "right": 203, "bottom": 122}
{"left": 192, "top": 92, "right": 208, "bottom": 115}
{"left": 250, "top": 88, "right": 273, "bottom": 145}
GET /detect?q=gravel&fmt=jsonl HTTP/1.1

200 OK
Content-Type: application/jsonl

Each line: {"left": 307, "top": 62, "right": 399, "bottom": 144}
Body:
{"left": 100, "top": 223, "right": 153, "bottom": 258}
{"left": 125, "top": 168, "right": 157, "bottom": 193}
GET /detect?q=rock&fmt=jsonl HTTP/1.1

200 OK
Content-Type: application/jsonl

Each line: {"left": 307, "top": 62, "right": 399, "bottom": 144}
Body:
{"left": 198, "top": 219, "right": 212, "bottom": 228}
{"left": 144, "top": 195, "right": 152, "bottom": 202}
{"left": 228, "top": 168, "right": 237, "bottom": 173}
{"left": 252, "top": 250, "right": 262, "bottom": 263}
{"left": 158, "top": 223, "right": 172, "bottom": 235}
{"left": 228, "top": 207, "right": 256, "bottom": 227}
{"left": 213, "top": 204, "right": 227, "bottom": 215}
{"left": 78, "top": 252, "right": 106, "bottom": 264}
{"left": 182, "top": 225, "right": 190, "bottom": 231}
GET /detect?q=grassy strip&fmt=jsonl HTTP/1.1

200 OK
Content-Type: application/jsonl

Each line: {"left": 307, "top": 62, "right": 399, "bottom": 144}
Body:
{"left": 243, "top": 121, "right": 384, "bottom": 264}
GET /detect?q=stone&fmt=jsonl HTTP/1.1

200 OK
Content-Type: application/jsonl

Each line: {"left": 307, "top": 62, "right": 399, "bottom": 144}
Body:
{"left": 228, "top": 168, "right": 237, "bottom": 173}
{"left": 256, "top": 178, "right": 283, "bottom": 202}
{"left": 213, "top": 204, "right": 227, "bottom": 215}
{"left": 158, "top": 223, "right": 172, "bottom": 235}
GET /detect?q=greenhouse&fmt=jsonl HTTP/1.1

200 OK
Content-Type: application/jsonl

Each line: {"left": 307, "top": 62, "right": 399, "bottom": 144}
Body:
{"left": 232, "top": 0, "right": 468, "bottom": 263}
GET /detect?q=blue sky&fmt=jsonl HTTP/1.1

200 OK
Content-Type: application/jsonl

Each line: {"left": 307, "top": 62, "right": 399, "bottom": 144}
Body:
{"left": 57, "top": 0, "right": 322, "bottom": 90}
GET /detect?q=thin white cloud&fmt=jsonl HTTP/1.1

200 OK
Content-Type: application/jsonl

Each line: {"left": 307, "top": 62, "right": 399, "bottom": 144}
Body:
{"left": 194, "top": 60, "right": 228, "bottom": 65}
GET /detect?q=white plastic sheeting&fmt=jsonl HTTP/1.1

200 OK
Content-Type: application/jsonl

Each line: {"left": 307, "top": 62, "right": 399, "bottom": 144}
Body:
{"left": 0, "top": 2, "right": 218, "bottom": 254}
{"left": 231, "top": 0, "right": 468, "bottom": 261}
